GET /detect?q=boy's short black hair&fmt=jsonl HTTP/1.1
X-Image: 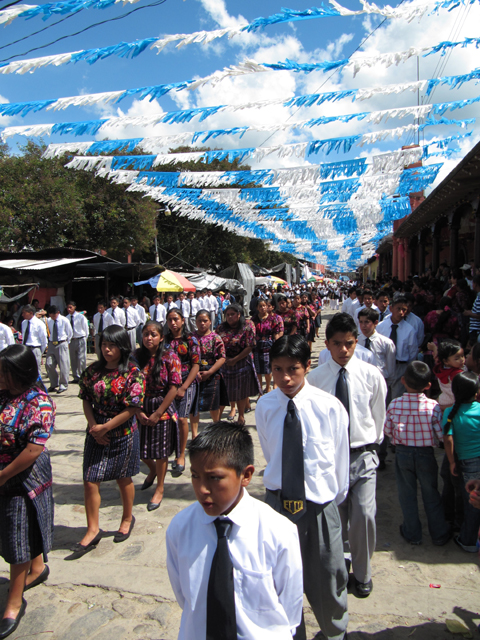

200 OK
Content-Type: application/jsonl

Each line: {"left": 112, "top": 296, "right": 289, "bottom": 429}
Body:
{"left": 358, "top": 307, "right": 379, "bottom": 323}
{"left": 67, "top": 300, "right": 76, "bottom": 307}
{"left": 48, "top": 305, "right": 60, "bottom": 314}
{"left": 362, "top": 288, "right": 373, "bottom": 297}
{"left": 375, "top": 290, "right": 389, "bottom": 300}
{"left": 391, "top": 294, "right": 408, "bottom": 306}
{"left": 325, "top": 313, "right": 358, "bottom": 340}
{"left": 188, "top": 421, "right": 254, "bottom": 476}
{"left": 403, "top": 361, "right": 431, "bottom": 391}
{"left": 97, "top": 300, "right": 106, "bottom": 308}
{"left": 270, "top": 334, "right": 311, "bottom": 368}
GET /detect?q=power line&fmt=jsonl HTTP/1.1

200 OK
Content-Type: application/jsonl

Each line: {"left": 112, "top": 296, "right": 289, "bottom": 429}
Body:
{"left": 0, "top": 0, "right": 167, "bottom": 63}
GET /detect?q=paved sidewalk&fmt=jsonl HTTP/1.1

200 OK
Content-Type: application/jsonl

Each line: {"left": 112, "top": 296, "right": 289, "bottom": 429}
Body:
{"left": 1, "top": 309, "right": 479, "bottom": 639}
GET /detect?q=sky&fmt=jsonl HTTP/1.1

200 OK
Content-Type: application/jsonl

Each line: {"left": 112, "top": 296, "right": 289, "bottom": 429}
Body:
{"left": 1, "top": 0, "right": 480, "bottom": 268}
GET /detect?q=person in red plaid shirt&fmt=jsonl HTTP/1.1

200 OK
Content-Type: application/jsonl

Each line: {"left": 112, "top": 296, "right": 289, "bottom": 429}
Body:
{"left": 384, "top": 361, "right": 451, "bottom": 546}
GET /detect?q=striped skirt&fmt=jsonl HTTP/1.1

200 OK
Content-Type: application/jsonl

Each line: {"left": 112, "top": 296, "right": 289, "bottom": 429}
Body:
{"left": 221, "top": 355, "right": 262, "bottom": 402}
{"left": 253, "top": 339, "right": 273, "bottom": 375}
{"left": 198, "top": 371, "right": 229, "bottom": 413}
{"left": 0, "top": 450, "right": 54, "bottom": 564}
{"left": 83, "top": 414, "right": 140, "bottom": 482}
{"left": 140, "top": 395, "right": 179, "bottom": 460}
{"left": 175, "top": 377, "right": 199, "bottom": 418}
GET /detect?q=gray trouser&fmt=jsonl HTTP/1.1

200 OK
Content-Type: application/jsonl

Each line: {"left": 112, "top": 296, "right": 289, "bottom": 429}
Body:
{"left": 127, "top": 328, "right": 136, "bottom": 352}
{"left": 46, "top": 341, "right": 70, "bottom": 389}
{"left": 69, "top": 337, "right": 87, "bottom": 380}
{"left": 338, "top": 450, "right": 378, "bottom": 583}
{"left": 95, "top": 334, "right": 102, "bottom": 359}
{"left": 136, "top": 324, "right": 144, "bottom": 347}
{"left": 380, "top": 362, "right": 407, "bottom": 461}
{"left": 188, "top": 316, "right": 197, "bottom": 333}
{"left": 29, "top": 346, "right": 43, "bottom": 375}
{"left": 266, "top": 490, "right": 348, "bottom": 640}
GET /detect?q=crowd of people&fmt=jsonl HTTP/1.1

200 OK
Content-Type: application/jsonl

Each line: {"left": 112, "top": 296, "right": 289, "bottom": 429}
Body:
{"left": 0, "top": 265, "right": 480, "bottom": 640}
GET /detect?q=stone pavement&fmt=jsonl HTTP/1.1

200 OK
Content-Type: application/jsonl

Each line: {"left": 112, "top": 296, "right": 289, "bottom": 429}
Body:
{"left": 1, "top": 309, "right": 479, "bottom": 639}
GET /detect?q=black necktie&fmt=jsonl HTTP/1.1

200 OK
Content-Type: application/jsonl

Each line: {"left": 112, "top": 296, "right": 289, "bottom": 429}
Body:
{"left": 98, "top": 314, "right": 104, "bottom": 334}
{"left": 113, "top": 308, "right": 116, "bottom": 321}
{"left": 379, "top": 311, "right": 384, "bottom": 321}
{"left": 335, "top": 367, "right": 350, "bottom": 428}
{"left": 281, "top": 399, "right": 306, "bottom": 522}
{"left": 365, "top": 337, "right": 371, "bottom": 350}
{"left": 52, "top": 320, "right": 58, "bottom": 342}
{"left": 125, "top": 308, "right": 129, "bottom": 328}
{"left": 70, "top": 314, "right": 74, "bottom": 330}
{"left": 206, "top": 518, "right": 237, "bottom": 640}
{"left": 189, "top": 299, "right": 192, "bottom": 315}
{"left": 390, "top": 324, "right": 398, "bottom": 347}
{"left": 23, "top": 320, "right": 30, "bottom": 345}
{"left": 154, "top": 307, "right": 158, "bottom": 322}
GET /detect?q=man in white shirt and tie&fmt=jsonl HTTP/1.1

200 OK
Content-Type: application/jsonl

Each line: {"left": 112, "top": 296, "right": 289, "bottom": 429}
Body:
{"left": 123, "top": 297, "right": 140, "bottom": 351}
{"left": 131, "top": 295, "right": 146, "bottom": 346}
{"left": 357, "top": 308, "right": 396, "bottom": 383}
{"left": 107, "top": 297, "right": 126, "bottom": 328}
{"left": 353, "top": 289, "right": 378, "bottom": 329}
{"left": 308, "top": 312, "right": 386, "bottom": 599}
{"left": 46, "top": 305, "right": 73, "bottom": 393}
{"left": 21, "top": 304, "right": 48, "bottom": 374}
{"left": 0, "top": 322, "right": 14, "bottom": 351}
{"left": 375, "top": 291, "right": 391, "bottom": 323}
{"left": 176, "top": 292, "right": 190, "bottom": 319}
{"left": 149, "top": 294, "right": 166, "bottom": 326}
{"left": 66, "top": 300, "right": 89, "bottom": 383}
{"left": 93, "top": 300, "right": 114, "bottom": 358}
{"left": 184, "top": 291, "right": 199, "bottom": 332}
{"left": 404, "top": 292, "right": 425, "bottom": 349}
{"left": 204, "top": 289, "right": 219, "bottom": 328}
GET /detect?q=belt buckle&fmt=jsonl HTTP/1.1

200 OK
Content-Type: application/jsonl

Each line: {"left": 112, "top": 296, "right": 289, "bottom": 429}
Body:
{"left": 52, "top": 341, "right": 58, "bottom": 346}
{"left": 283, "top": 499, "right": 304, "bottom": 515}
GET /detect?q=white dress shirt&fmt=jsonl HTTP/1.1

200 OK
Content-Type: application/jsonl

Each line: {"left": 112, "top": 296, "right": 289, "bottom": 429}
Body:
{"left": 342, "top": 297, "right": 359, "bottom": 318}
{"left": 176, "top": 299, "right": 191, "bottom": 317}
{"left": 256, "top": 382, "right": 350, "bottom": 506}
{"left": 107, "top": 306, "right": 126, "bottom": 327}
{"left": 204, "top": 294, "right": 219, "bottom": 313}
{"left": 149, "top": 303, "right": 166, "bottom": 324}
{"left": 66, "top": 311, "right": 89, "bottom": 338}
{"left": 132, "top": 303, "right": 146, "bottom": 325}
{"left": 405, "top": 312, "right": 425, "bottom": 348}
{"left": 354, "top": 303, "right": 379, "bottom": 329}
{"left": 166, "top": 490, "right": 303, "bottom": 640}
{"left": 308, "top": 356, "right": 387, "bottom": 448}
{"left": 376, "top": 316, "right": 418, "bottom": 362}
{"left": 164, "top": 301, "right": 178, "bottom": 312}
{"left": 93, "top": 311, "right": 114, "bottom": 335}
{"left": 22, "top": 316, "right": 48, "bottom": 352}
{"left": 0, "top": 324, "right": 14, "bottom": 350}
{"left": 196, "top": 296, "right": 208, "bottom": 312}
{"left": 317, "top": 343, "right": 376, "bottom": 366}
{"left": 377, "top": 308, "right": 391, "bottom": 323}
{"left": 47, "top": 316, "right": 73, "bottom": 343}
{"left": 124, "top": 306, "right": 140, "bottom": 329}
{"left": 357, "top": 331, "right": 396, "bottom": 382}
{"left": 184, "top": 298, "right": 200, "bottom": 317}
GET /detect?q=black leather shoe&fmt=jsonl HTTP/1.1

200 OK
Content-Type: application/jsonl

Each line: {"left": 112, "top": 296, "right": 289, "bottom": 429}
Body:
{"left": 113, "top": 516, "right": 135, "bottom": 543}
{"left": 24, "top": 565, "right": 50, "bottom": 591}
{"left": 354, "top": 578, "right": 373, "bottom": 598}
{"left": 147, "top": 501, "right": 162, "bottom": 512}
{"left": 141, "top": 477, "right": 155, "bottom": 491}
{"left": 0, "top": 599, "right": 26, "bottom": 639}
{"left": 70, "top": 530, "right": 103, "bottom": 553}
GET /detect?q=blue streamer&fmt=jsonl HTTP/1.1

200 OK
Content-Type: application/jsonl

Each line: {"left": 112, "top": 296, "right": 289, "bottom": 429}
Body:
{"left": 244, "top": 5, "right": 342, "bottom": 32}
{"left": 262, "top": 58, "right": 348, "bottom": 73}
{"left": 111, "top": 156, "right": 156, "bottom": 171}
{"left": 51, "top": 119, "right": 107, "bottom": 135}
{"left": 88, "top": 138, "right": 143, "bottom": 154}
{"left": 425, "top": 68, "right": 480, "bottom": 96}
{"left": 425, "top": 37, "right": 480, "bottom": 57}
{"left": 307, "top": 136, "right": 361, "bottom": 156}
{"left": 0, "top": 99, "right": 56, "bottom": 117}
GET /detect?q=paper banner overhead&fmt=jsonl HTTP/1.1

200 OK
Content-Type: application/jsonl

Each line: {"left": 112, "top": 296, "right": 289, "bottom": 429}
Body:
{"left": 2, "top": 0, "right": 479, "bottom": 270}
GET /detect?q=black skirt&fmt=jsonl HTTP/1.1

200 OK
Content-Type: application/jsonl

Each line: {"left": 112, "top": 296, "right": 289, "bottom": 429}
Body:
{"left": 140, "top": 395, "right": 179, "bottom": 459}
{"left": 198, "top": 372, "right": 229, "bottom": 412}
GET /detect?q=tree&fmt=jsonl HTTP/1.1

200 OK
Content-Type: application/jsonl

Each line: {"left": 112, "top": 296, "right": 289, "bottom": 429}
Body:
{"left": 0, "top": 141, "right": 157, "bottom": 257}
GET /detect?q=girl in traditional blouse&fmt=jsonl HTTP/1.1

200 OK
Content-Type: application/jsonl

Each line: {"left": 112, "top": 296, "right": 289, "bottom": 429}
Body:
{"left": 276, "top": 295, "right": 297, "bottom": 336}
{"left": 163, "top": 308, "right": 200, "bottom": 477}
{"left": 135, "top": 321, "right": 182, "bottom": 511}
{"left": 292, "top": 293, "right": 310, "bottom": 339}
{"left": 77, "top": 325, "right": 144, "bottom": 551}
{"left": 301, "top": 292, "right": 317, "bottom": 349}
{"left": 217, "top": 304, "right": 261, "bottom": 425}
{"left": 311, "top": 290, "right": 322, "bottom": 338}
{"left": 0, "top": 345, "right": 55, "bottom": 638}
{"left": 252, "top": 299, "right": 284, "bottom": 393}
{"left": 190, "top": 310, "right": 228, "bottom": 436}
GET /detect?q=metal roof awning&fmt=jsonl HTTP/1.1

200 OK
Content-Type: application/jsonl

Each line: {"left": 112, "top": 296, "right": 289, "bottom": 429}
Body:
{"left": 0, "top": 256, "right": 96, "bottom": 271}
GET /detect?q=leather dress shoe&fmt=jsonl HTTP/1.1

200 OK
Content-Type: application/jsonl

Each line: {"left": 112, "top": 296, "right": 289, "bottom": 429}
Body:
{"left": 71, "top": 530, "right": 103, "bottom": 554}
{"left": 114, "top": 516, "right": 135, "bottom": 543}
{"left": 354, "top": 578, "right": 373, "bottom": 598}
{"left": 147, "top": 501, "right": 162, "bottom": 512}
{"left": 141, "top": 477, "right": 155, "bottom": 491}
{"left": 24, "top": 565, "right": 50, "bottom": 591}
{"left": 0, "top": 599, "right": 26, "bottom": 639}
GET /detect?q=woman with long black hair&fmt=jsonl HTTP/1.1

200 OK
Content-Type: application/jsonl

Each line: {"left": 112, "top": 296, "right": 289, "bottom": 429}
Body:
{"left": 76, "top": 326, "right": 144, "bottom": 551}
{"left": 135, "top": 320, "right": 182, "bottom": 511}
{"left": 163, "top": 308, "right": 200, "bottom": 477}
{"left": 0, "top": 345, "right": 55, "bottom": 638}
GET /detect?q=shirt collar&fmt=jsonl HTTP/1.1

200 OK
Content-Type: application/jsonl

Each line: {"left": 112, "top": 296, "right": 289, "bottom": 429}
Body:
{"left": 198, "top": 488, "right": 252, "bottom": 527}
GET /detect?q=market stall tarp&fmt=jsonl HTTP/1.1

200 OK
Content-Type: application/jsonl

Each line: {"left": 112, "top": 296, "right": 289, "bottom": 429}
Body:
{"left": 217, "top": 263, "right": 255, "bottom": 312}
{"left": 134, "top": 269, "right": 195, "bottom": 292}
{"left": 182, "top": 273, "right": 246, "bottom": 296}
{"left": 0, "top": 285, "right": 37, "bottom": 304}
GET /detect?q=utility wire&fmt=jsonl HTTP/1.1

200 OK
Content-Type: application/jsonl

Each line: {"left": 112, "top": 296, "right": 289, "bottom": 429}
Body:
{"left": 0, "top": 0, "right": 167, "bottom": 62}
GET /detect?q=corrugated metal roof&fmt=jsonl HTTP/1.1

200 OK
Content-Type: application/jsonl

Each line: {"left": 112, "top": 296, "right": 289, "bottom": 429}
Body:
{"left": 0, "top": 256, "right": 95, "bottom": 270}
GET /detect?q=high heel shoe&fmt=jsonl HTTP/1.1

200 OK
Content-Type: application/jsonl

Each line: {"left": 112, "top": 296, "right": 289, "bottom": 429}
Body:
{"left": 141, "top": 477, "right": 155, "bottom": 490}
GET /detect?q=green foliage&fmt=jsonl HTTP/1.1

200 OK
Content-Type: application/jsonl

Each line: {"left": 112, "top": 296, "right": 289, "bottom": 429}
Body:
{"left": 0, "top": 140, "right": 157, "bottom": 257}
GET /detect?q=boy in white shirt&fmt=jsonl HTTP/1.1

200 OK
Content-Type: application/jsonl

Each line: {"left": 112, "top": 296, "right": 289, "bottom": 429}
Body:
{"left": 166, "top": 422, "right": 303, "bottom": 640}
{"left": 107, "top": 297, "right": 126, "bottom": 328}
{"left": 131, "top": 295, "right": 146, "bottom": 346}
{"left": 0, "top": 322, "right": 14, "bottom": 351}
{"left": 149, "top": 294, "right": 166, "bottom": 326}
{"left": 308, "top": 313, "right": 386, "bottom": 599}
{"left": 256, "top": 335, "right": 349, "bottom": 640}
{"left": 353, "top": 288, "right": 378, "bottom": 329}
{"left": 357, "top": 307, "right": 396, "bottom": 383}
{"left": 46, "top": 305, "right": 73, "bottom": 394}
{"left": 93, "top": 300, "right": 114, "bottom": 358}
{"left": 66, "top": 300, "right": 89, "bottom": 383}
{"left": 375, "top": 290, "right": 391, "bottom": 323}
